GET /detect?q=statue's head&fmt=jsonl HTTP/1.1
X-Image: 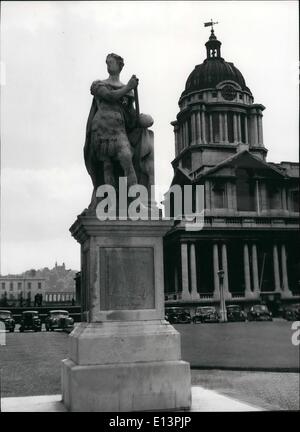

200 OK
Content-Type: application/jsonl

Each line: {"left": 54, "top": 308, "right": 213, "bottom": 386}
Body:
{"left": 106, "top": 53, "right": 124, "bottom": 73}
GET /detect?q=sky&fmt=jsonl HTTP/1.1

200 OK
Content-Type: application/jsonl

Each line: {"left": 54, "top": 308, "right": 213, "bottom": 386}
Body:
{"left": 0, "top": 0, "right": 299, "bottom": 274}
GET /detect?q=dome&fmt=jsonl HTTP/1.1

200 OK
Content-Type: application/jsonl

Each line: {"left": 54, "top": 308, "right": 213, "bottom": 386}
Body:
{"left": 181, "top": 29, "right": 252, "bottom": 97}
{"left": 183, "top": 59, "right": 251, "bottom": 95}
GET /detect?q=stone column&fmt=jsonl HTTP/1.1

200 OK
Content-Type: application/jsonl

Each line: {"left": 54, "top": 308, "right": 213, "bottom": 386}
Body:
{"left": 244, "top": 243, "right": 252, "bottom": 298}
{"left": 233, "top": 113, "right": 238, "bottom": 143}
{"left": 219, "top": 113, "right": 223, "bottom": 142}
{"left": 174, "top": 129, "right": 179, "bottom": 156}
{"left": 191, "top": 113, "right": 196, "bottom": 145}
{"left": 190, "top": 243, "right": 200, "bottom": 300}
{"left": 273, "top": 244, "right": 281, "bottom": 293}
{"left": 205, "top": 180, "right": 211, "bottom": 209}
{"left": 201, "top": 110, "right": 207, "bottom": 143}
{"left": 258, "top": 113, "right": 264, "bottom": 146}
{"left": 209, "top": 114, "right": 213, "bottom": 143}
{"left": 237, "top": 114, "right": 242, "bottom": 142}
{"left": 213, "top": 243, "right": 220, "bottom": 300}
{"left": 256, "top": 180, "right": 261, "bottom": 214}
{"left": 251, "top": 244, "right": 260, "bottom": 296}
{"left": 181, "top": 243, "right": 191, "bottom": 300}
{"left": 221, "top": 243, "right": 231, "bottom": 299}
{"left": 282, "top": 187, "right": 288, "bottom": 210}
{"left": 196, "top": 111, "right": 202, "bottom": 144}
{"left": 244, "top": 116, "right": 248, "bottom": 144}
{"left": 179, "top": 126, "right": 184, "bottom": 151}
{"left": 252, "top": 112, "right": 258, "bottom": 146}
{"left": 184, "top": 122, "right": 188, "bottom": 147}
{"left": 224, "top": 113, "right": 228, "bottom": 143}
{"left": 281, "top": 244, "right": 292, "bottom": 297}
{"left": 174, "top": 265, "right": 179, "bottom": 295}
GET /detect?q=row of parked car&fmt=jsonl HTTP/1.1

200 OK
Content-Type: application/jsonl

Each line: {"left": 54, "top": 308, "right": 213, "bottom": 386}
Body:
{"left": 165, "top": 303, "right": 300, "bottom": 324}
{"left": 0, "top": 310, "right": 74, "bottom": 332}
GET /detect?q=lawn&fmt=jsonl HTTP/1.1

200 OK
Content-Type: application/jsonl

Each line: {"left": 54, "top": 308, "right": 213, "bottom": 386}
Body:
{"left": 176, "top": 320, "right": 300, "bottom": 370}
{"left": 0, "top": 320, "right": 299, "bottom": 411}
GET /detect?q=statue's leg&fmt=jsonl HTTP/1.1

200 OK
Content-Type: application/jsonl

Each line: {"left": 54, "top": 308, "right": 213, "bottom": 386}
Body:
{"left": 103, "top": 159, "right": 116, "bottom": 187}
{"left": 118, "top": 148, "right": 137, "bottom": 187}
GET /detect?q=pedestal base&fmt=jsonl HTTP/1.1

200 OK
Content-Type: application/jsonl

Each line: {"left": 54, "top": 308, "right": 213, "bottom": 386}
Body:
{"left": 62, "top": 358, "right": 190, "bottom": 412}
{"left": 62, "top": 321, "right": 191, "bottom": 412}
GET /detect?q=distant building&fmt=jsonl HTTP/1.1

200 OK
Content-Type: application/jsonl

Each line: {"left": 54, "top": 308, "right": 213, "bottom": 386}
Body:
{"left": 0, "top": 274, "right": 46, "bottom": 306}
{"left": 164, "top": 28, "right": 300, "bottom": 315}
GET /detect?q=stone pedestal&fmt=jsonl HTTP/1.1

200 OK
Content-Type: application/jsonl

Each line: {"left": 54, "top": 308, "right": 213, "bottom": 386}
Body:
{"left": 62, "top": 215, "right": 191, "bottom": 412}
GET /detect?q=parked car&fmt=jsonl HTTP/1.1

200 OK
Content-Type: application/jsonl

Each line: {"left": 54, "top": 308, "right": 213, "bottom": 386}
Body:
{"left": 19, "top": 311, "right": 42, "bottom": 332}
{"left": 165, "top": 307, "right": 191, "bottom": 324}
{"left": 45, "top": 310, "right": 74, "bottom": 331}
{"left": 226, "top": 305, "right": 246, "bottom": 322}
{"left": 0, "top": 310, "right": 15, "bottom": 332}
{"left": 247, "top": 304, "right": 273, "bottom": 321}
{"left": 192, "top": 306, "right": 219, "bottom": 323}
{"left": 282, "top": 303, "right": 300, "bottom": 321}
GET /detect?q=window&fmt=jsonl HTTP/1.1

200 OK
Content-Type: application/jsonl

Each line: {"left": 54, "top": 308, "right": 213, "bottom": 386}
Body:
{"left": 236, "top": 168, "right": 255, "bottom": 211}
{"left": 27, "top": 282, "right": 31, "bottom": 290}
{"left": 182, "top": 152, "right": 191, "bottom": 170}
{"left": 198, "top": 94, "right": 203, "bottom": 100}
{"left": 18, "top": 282, "right": 22, "bottom": 290}
{"left": 1, "top": 282, "right": 5, "bottom": 290}
{"left": 239, "top": 94, "right": 243, "bottom": 100}
{"left": 10, "top": 282, "right": 13, "bottom": 291}
{"left": 291, "top": 190, "right": 299, "bottom": 212}
{"left": 267, "top": 184, "right": 280, "bottom": 210}
{"left": 38, "top": 282, "right": 42, "bottom": 289}
{"left": 212, "top": 182, "right": 226, "bottom": 208}
{"left": 212, "top": 91, "right": 217, "bottom": 98}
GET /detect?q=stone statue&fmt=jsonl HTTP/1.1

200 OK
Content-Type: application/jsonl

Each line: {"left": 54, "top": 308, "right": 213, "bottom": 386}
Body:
{"left": 84, "top": 53, "right": 155, "bottom": 212}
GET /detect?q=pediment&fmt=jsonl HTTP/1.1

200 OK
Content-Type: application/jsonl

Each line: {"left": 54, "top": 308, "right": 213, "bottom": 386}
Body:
{"left": 198, "top": 150, "right": 285, "bottom": 180}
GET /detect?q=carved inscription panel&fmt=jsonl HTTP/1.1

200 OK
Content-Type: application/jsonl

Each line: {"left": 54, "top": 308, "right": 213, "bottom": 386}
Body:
{"left": 99, "top": 247, "right": 155, "bottom": 310}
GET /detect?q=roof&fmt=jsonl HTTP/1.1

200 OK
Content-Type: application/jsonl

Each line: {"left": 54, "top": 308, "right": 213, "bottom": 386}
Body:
{"left": 182, "top": 58, "right": 251, "bottom": 96}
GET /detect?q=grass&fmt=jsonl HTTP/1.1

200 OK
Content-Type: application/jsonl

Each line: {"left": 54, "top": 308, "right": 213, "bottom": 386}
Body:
{"left": 0, "top": 320, "right": 299, "bottom": 410}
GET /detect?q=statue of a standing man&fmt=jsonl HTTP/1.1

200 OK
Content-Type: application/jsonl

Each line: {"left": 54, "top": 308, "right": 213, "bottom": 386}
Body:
{"left": 84, "top": 53, "right": 154, "bottom": 211}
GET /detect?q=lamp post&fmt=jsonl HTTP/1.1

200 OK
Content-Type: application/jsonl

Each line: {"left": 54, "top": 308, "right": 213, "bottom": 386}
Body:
{"left": 218, "top": 269, "right": 227, "bottom": 322}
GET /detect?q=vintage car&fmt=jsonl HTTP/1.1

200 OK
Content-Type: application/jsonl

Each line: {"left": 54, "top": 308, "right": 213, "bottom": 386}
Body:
{"left": 19, "top": 311, "right": 42, "bottom": 332}
{"left": 247, "top": 304, "right": 273, "bottom": 321}
{"left": 282, "top": 303, "right": 300, "bottom": 321}
{"left": 192, "top": 306, "right": 219, "bottom": 323}
{"left": 226, "top": 305, "right": 246, "bottom": 322}
{"left": 45, "top": 310, "right": 74, "bottom": 331}
{"left": 165, "top": 307, "right": 191, "bottom": 324}
{"left": 0, "top": 310, "right": 15, "bottom": 332}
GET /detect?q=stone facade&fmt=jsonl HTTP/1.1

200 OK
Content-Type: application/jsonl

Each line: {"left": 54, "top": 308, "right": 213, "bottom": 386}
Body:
{"left": 164, "top": 29, "right": 300, "bottom": 316}
{"left": 0, "top": 275, "right": 46, "bottom": 305}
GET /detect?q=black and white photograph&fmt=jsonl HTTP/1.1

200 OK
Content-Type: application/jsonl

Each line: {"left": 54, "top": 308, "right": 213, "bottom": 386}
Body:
{"left": 0, "top": 0, "right": 299, "bottom": 417}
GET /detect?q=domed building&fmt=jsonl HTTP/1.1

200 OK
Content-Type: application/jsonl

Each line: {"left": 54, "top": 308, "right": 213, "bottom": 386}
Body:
{"left": 164, "top": 28, "right": 299, "bottom": 317}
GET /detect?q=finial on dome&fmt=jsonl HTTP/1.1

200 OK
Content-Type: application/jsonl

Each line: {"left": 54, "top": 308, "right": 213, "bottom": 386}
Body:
{"left": 204, "top": 20, "right": 222, "bottom": 59}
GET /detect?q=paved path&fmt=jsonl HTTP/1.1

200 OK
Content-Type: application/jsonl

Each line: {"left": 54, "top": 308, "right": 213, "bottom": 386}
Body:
{"left": 1, "top": 387, "right": 262, "bottom": 412}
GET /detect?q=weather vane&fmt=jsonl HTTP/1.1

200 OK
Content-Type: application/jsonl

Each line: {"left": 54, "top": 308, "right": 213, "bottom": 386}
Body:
{"left": 204, "top": 19, "right": 219, "bottom": 31}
